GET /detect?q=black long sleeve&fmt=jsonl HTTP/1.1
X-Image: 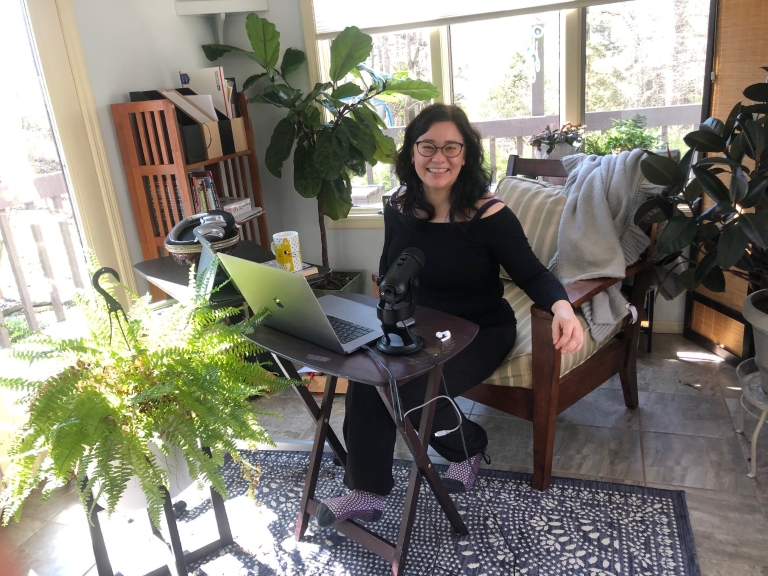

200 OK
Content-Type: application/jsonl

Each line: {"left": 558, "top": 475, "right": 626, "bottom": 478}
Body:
{"left": 379, "top": 202, "right": 568, "bottom": 327}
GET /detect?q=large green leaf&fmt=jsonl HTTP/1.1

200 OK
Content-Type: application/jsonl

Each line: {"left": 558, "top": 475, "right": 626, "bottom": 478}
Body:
{"left": 697, "top": 202, "right": 736, "bottom": 222}
{"left": 640, "top": 154, "right": 685, "bottom": 187}
{"left": 696, "top": 221, "right": 720, "bottom": 242}
{"left": 332, "top": 82, "right": 364, "bottom": 100}
{"left": 683, "top": 178, "right": 703, "bottom": 203}
{"left": 729, "top": 167, "right": 749, "bottom": 204}
{"left": 320, "top": 177, "right": 353, "bottom": 220}
{"left": 293, "top": 145, "right": 322, "bottom": 198}
{"left": 280, "top": 48, "right": 306, "bottom": 77}
{"left": 300, "top": 105, "right": 323, "bottom": 129}
{"left": 740, "top": 211, "right": 768, "bottom": 249}
{"left": 313, "top": 129, "right": 349, "bottom": 180}
{"left": 383, "top": 78, "right": 440, "bottom": 101}
{"left": 741, "top": 119, "right": 768, "bottom": 161}
{"left": 202, "top": 44, "right": 258, "bottom": 62}
{"left": 702, "top": 266, "right": 726, "bottom": 292}
{"left": 265, "top": 117, "right": 296, "bottom": 178}
{"left": 245, "top": 14, "right": 280, "bottom": 69}
{"left": 353, "top": 106, "right": 396, "bottom": 163}
{"left": 684, "top": 130, "right": 727, "bottom": 153}
{"left": 656, "top": 215, "right": 698, "bottom": 255}
{"left": 692, "top": 166, "right": 730, "bottom": 203}
{"left": 242, "top": 72, "right": 268, "bottom": 91}
{"left": 680, "top": 268, "right": 699, "bottom": 291}
{"left": 340, "top": 117, "right": 376, "bottom": 162}
{"left": 700, "top": 117, "right": 725, "bottom": 136}
{"left": 744, "top": 82, "right": 768, "bottom": 103}
{"left": 742, "top": 175, "right": 768, "bottom": 209}
{"left": 329, "top": 27, "right": 373, "bottom": 82}
{"left": 718, "top": 223, "right": 750, "bottom": 269}
{"left": 344, "top": 146, "right": 368, "bottom": 177}
{"left": 694, "top": 249, "right": 718, "bottom": 285}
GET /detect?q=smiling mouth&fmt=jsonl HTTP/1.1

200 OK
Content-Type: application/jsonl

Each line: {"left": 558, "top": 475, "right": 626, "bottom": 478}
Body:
{"left": 427, "top": 168, "right": 449, "bottom": 173}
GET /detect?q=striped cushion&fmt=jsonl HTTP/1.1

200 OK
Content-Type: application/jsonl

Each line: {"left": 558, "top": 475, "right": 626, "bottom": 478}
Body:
{"left": 483, "top": 282, "right": 622, "bottom": 389}
{"left": 494, "top": 176, "right": 566, "bottom": 276}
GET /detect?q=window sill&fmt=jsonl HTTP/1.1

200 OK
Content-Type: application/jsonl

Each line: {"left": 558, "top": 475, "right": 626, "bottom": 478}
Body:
{"left": 326, "top": 212, "right": 384, "bottom": 229}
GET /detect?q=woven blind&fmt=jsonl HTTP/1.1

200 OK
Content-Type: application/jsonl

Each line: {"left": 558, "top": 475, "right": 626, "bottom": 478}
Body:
{"left": 313, "top": 0, "right": 627, "bottom": 38}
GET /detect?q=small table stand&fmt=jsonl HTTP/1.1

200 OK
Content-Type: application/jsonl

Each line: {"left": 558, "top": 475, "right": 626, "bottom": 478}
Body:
{"left": 736, "top": 358, "right": 767, "bottom": 478}
{"left": 249, "top": 294, "right": 478, "bottom": 576}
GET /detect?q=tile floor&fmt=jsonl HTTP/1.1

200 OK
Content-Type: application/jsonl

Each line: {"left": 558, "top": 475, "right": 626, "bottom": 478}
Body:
{"left": 2, "top": 334, "right": 768, "bottom": 575}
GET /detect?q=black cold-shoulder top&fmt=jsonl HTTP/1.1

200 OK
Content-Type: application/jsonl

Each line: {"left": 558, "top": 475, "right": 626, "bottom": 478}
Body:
{"left": 379, "top": 198, "right": 569, "bottom": 328}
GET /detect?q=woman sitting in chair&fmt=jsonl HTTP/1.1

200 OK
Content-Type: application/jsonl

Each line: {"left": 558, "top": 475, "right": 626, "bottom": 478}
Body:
{"left": 316, "top": 104, "right": 584, "bottom": 527}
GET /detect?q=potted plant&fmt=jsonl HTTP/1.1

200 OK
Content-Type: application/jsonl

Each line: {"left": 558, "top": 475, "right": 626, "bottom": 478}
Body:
{"left": 528, "top": 122, "right": 585, "bottom": 159}
{"left": 584, "top": 115, "right": 660, "bottom": 155}
{"left": 0, "top": 264, "right": 294, "bottom": 527}
{"left": 636, "top": 68, "right": 768, "bottom": 389}
{"left": 202, "top": 14, "right": 439, "bottom": 289}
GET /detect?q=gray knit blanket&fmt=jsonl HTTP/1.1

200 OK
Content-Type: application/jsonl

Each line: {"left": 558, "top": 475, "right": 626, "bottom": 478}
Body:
{"left": 548, "top": 149, "right": 658, "bottom": 342}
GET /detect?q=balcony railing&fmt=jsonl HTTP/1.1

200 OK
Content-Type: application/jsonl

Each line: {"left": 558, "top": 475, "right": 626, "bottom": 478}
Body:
{"left": 362, "top": 103, "right": 701, "bottom": 188}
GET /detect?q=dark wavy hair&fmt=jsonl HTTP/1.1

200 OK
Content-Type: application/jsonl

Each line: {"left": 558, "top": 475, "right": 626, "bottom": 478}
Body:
{"left": 393, "top": 104, "right": 491, "bottom": 222}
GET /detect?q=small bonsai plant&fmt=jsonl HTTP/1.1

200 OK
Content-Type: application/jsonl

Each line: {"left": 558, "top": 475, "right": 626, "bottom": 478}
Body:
{"left": 585, "top": 115, "right": 659, "bottom": 156}
{"left": 635, "top": 71, "right": 768, "bottom": 295}
{"left": 202, "top": 14, "right": 439, "bottom": 269}
{"left": 0, "top": 263, "right": 295, "bottom": 527}
{"left": 528, "top": 122, "right": 585, "bottom": 155}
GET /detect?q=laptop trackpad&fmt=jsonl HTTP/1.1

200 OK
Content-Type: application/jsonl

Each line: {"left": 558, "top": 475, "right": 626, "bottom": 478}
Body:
{"left": 318, "top": 295, "right": 378, "bottom": 325}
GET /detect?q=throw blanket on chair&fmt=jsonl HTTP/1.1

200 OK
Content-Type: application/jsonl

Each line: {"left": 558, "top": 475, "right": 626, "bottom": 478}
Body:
{"left": 548, "top": 149, "right": 656, "bottom": 342}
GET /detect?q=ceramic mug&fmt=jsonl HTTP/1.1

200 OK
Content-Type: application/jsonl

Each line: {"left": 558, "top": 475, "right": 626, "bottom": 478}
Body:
{"left": 271, "top": 231, "right": 302, "bottom": 272}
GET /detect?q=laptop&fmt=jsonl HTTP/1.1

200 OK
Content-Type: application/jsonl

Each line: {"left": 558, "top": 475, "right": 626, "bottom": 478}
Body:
{"left": 217, "top": 252, "right": 384, "bottom": 354}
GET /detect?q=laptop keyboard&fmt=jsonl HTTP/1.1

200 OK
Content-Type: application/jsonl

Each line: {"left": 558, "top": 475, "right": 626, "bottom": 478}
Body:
{"left": 327, "top": 315, "right": 375, "bottom": 344}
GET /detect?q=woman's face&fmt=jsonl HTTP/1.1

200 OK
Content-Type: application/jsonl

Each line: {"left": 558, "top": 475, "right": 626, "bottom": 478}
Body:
{"left": 411, "top": 121, "right": 466, "bottom": 195}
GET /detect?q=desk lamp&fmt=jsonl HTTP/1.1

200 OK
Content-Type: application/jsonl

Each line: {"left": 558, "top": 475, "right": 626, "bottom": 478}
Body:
{"left": 376, "top": 247, "right": 425, "bottom": 355}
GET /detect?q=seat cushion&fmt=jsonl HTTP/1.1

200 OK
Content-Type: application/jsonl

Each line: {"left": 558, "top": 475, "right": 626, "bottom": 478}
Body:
{"left": 494, "top": 176, "right": 566, "bottom": 276}
{"left": 482, "top": 281, "right": 622, "bottom": 389}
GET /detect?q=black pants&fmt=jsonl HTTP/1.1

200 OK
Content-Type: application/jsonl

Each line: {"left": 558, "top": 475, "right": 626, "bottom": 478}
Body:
{"left": 342, "top": 322, "right": 516, "bottom": 496}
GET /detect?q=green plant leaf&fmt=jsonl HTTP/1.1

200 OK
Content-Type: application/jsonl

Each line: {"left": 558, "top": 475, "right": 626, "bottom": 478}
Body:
{"left": 700, "top": 117, "right": 725, "bottom": 136}
{"left": 680, "top": 268, "right": 699, "bottom": 291}
{"left": 742, "top": 175, "right": 768, "bottom": 208}
{"left": 280, "top": 47, "right": 306, "bottom": 77}
{"left": 718, "top": 223, "right": 750, "bottom": 269}
{"left": 744, "top": 82, "right": 768, "bottom": 103}
{"left": 340, "top": 117, "right": 376, "bottom": 162}
{"left": 293, "top": 145, "right": 322, "bottom": 198}
{"left": 692, "top": 166, "right": 730, "bottom": 203}
{"left": 697, "top": 202, "right": 735, "bottom": 222}
{"left": 684, "top": 130, "right": 727, "bottom": 153}
{"left": 352, "top": 106, "right": 396, "bottom": 162}
{"left": 245, "top": 13, "right": 280, "bottom": 69}
{"left": 265, "top": 117, "right": 296, "bottom": 178}
{"left": 696, "top": 221, "right": 720, "bottom": 242}
{"left": 202, "top": 44, "right": 256, "bottom": 62}
{"left": 634, "top": 198, "right": 668, "bottom": 226}
{"left": 640, "top": 154, "right": 684, "bottom": 187}
{"left": 683, "top": 178, "right": 703, "bottom": 203}
{"left": 735, "top": 252, "right": 755, "bottom": 272}
{"left": 356, "top": 64, "right": 384, "bottom": 91}
{"left": 313, "top": 129, "right": 349, "bottom": 180}
{"left": 344, "top": 146, "right": 368, "bottom": 177}
{"left": 332, "top": 82, "right": 364, "bottom": 100}
{"left": 383, "top": 78, "right": 440, "bottom": 100}
{"left": 741, "top": 119, "right": 768, "bottom": 161}
{"left": 329, "top": 27, "right": 373, "bottom": 82}
{"left": 695, "top": 156, "right": 744, "bottom": 169}
{"left": 656, "top": 215, "right": 698, "bottom": 255}
{"left": 694, "top": 249, "right": 718, "bottom": 284}
{"left": 320, "top": 177, "right": 353, "bottom": 220}
{"left": 300, "top": 105, "right": 323, "bottom": 129}
{"left": 242, "top": 72, "right": 268, "bottom": 91}
{"left": 702, "top": 266, "right": 726, "bottom": 292}
{"left": 740, "top": 211, "right": 768, "bottom": 249}
{"left": 729, "top": 167, "right": 749, "bottom": 204}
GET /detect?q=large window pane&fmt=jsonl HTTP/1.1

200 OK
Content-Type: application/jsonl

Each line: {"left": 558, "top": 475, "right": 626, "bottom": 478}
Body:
{"left": 585, "top": 0, "right": 708, "bottom": 154}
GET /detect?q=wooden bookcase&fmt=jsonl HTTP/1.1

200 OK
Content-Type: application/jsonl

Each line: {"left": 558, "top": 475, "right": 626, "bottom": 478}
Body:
{"left": 111, "top": 91, "right": 269, "bottom": 268}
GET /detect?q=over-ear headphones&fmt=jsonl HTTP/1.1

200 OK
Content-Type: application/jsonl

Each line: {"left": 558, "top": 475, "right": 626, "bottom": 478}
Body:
{"left": 166, "top": 210, "right": 236, "bottom": 245}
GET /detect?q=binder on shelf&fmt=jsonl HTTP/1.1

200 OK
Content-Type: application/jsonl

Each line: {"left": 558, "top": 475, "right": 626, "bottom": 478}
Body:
{"left": 179, "top": 67, "right": 233, "bottom": 118}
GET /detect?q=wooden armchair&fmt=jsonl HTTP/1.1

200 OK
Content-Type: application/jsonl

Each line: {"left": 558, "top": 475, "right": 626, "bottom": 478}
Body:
{"left": 374, "top": 154, "right": 656, "bottom": 492}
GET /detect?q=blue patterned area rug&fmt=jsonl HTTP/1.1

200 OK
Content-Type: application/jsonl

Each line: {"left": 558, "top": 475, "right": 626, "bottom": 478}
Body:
{"left": 187, "top": 449, "right": 700, "bottom": 576}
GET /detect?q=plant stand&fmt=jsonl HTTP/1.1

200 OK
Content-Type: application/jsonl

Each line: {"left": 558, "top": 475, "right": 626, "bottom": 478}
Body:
{"left": 736, "top": 358, "right": 767, "bottom": 478}
{"left": 83, "top": 477, "right": 232, "bottom": 576}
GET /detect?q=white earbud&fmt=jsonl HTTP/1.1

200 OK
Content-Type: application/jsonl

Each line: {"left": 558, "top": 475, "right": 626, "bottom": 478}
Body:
{"left": 436, "top": 331, "right": 451, "bottom": 342}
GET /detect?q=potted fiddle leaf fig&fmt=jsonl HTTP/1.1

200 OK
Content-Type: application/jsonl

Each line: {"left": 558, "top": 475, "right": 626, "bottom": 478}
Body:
{"left": 636, "top": 67, "right": 768, "bottom": 388}
{"left": 202, "top": 14, "right": 439, "bottom": 286}
{"left": 0, "top": 264, "right": 295, "bottom": 528}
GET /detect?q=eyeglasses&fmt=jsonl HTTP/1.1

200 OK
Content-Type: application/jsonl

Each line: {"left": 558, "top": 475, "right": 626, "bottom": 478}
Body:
{"left": 414, "top": 141, "right": 465, "bottom": 158}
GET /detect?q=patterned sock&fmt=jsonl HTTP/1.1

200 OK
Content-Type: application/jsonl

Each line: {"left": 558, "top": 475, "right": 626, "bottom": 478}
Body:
{"left": 315, "top": 490, "right": 385, "bottom": 527}
{"left": 442, "top": 453, "right": 485, "bottom": 494}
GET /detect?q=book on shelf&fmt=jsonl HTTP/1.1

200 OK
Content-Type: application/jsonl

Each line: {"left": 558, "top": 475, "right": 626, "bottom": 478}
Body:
{"left": 219, "top": 196, "right": 252, "bottom": 219}
{"left": 232, "top": 207, "right": 263, "bottom": 223}
{"left": 189, "top": 171, "right": 219, "bottom": 212}
{"left": 260, "top": 260, "right": 319, "bottom": 277}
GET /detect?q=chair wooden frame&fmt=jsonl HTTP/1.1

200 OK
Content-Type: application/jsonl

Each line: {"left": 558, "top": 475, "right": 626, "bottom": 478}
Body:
{"left": 373, "top": 154, "right": 656, "bottom": 492}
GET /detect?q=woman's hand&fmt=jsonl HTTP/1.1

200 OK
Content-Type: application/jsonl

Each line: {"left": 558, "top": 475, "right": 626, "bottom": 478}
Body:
{"left": 550, "top": 300, "right": 584, "bottom": 354}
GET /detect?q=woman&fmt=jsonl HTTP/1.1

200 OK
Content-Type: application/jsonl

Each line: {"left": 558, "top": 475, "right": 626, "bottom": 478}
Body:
{"left": 315, "top": 104, "right": 583, "bottom": 527}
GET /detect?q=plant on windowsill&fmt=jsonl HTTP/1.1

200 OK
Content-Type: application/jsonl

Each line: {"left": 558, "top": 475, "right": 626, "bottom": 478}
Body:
{"left": 636, "top": 68, "right": 768, "bottom": 389}
{"left": 528, "top": 122, "right": 585, "bottom": 158}
{"left": 0, "top": 262, "right": 295, "bottom": 528}
{"left": 584, "top": 115, "right": 660, "bottom": 156}
{"left": 202, "top": 14, "right": 439, "bottom": 289}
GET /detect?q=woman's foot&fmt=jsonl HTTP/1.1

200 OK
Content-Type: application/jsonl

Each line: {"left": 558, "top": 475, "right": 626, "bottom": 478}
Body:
{"left": 442, "top": 453, "right": 487, "bottom": 494}
{"left": 315, "top": 490, "right": 385, "bottom": 527}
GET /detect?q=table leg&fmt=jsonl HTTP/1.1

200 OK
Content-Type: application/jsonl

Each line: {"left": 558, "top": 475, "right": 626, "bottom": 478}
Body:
{"left": 269, "top": 353, "right": 348, "bottom": 466}
{"left": 749, "top": 410, "right": 767, "bottom": 479}
{"left": 736, "top": 394, "right": 745, "bottom": 434}
{"left": 295, "top": 374, "right": 338, "bottom": 540}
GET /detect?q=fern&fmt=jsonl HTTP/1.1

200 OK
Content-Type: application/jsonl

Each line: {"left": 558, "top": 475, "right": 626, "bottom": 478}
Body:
{"left": 0, "top": 257, "right": 299, "bottom": 527}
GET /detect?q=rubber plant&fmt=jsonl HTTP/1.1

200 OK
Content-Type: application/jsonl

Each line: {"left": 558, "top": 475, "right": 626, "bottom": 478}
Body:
{"left": 636, "top": 69, "right": 768, "bottom": 295}
{"left": 202, "top": 14, "right": 439, "bottom": 269}
{"left": 0, "top": 262, "right": 296, "bottom": 528}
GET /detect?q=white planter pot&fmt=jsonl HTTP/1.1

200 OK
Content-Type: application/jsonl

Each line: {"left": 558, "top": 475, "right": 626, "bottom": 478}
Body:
{"left": 93, "top": 442, "right": 194, "bottom": 511}
{"left": 532, "top": 142, "right": 576, "bottom": 161}
{"left": 743, "top": 289, "right": 768, "bottom": 394}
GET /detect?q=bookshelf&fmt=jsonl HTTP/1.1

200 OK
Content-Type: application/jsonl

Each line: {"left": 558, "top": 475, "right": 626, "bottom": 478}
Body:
{"left": 111, "top": 91, "right": 269, "bottom": 272}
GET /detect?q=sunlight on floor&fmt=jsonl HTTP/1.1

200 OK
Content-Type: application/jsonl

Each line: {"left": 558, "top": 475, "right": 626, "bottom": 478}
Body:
{"left": 676, "top": 351, "right": 724, "bottom": 363}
